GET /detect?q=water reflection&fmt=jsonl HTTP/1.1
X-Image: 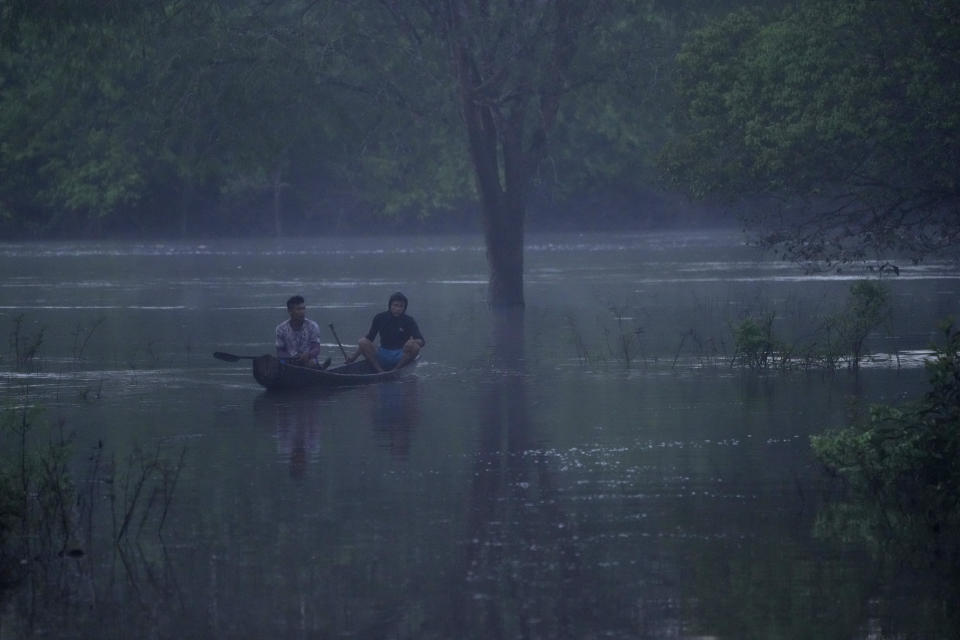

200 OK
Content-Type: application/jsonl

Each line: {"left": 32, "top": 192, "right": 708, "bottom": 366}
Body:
{"left": 253, "top": 392, "right": 326, "bottom": 480}
{"left": 251, "top": 378, "right": 422, "bottom": 473}
{"left": 814, "top": 479, "right": 960, "bottom": 637}
{"left": 4, "top": 232, "right": 959, "bottom": 638}
{"left": 463, "top": 308, "right": 532, "bottom": 631}
{"left": 370, "top": 379, "right": 420, "bottom": 459}
{"left": 459, "top": 309, "right": 587, "bottom": 636}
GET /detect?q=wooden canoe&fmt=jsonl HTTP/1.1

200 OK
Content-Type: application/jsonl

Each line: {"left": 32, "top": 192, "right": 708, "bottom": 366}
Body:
{"left": 252, "top": 354, "right": 418, "bottom": 390}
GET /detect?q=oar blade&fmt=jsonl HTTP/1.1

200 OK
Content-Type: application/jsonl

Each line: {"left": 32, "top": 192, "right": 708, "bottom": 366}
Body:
{"left": 213, "top": 351, "right": 241, "bottom": 362}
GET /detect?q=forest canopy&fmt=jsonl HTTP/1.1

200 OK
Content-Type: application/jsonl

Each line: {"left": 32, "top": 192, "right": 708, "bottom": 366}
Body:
{"left": 0, "top": 0, "right": 685, "bottom": 239}
{"left": 0, "top": 0, "right": 957, "bottom": 272}
{"left": 660, "top": 0, "right": 960, "bottom": 265}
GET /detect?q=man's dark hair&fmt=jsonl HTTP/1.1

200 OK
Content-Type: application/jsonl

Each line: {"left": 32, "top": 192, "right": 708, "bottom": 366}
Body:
{"left": 388, "top": 291, "right": 408, "bottom": 311}
{"left": 287, "top": 295, "right": 305, "bottom": 310}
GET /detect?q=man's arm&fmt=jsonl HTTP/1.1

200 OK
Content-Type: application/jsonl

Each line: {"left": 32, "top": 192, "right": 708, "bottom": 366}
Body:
{"left": 306, "top": 321, "right": 323, "bottom": 359}
{"left": 344, "top": 313, "right": 382, "bottom": 363}
{"left": 364, "top": 313, "right": 383, "bottom": 343}
{"left": 276, "top": 324, "right": 291, "bottom": 358}
{"left": 407, "top": 317, "right": 425, "bottom": 348}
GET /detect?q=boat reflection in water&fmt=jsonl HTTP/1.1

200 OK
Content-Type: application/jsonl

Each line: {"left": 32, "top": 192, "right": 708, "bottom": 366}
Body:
{"left": 370, "top": 378, "right": 420, "bottom": 459}
{"left": 251, "top": 375, "right": 422, "bottom": 476}
{"left": 253, "top": 391, "right": 327, "bottom": 481}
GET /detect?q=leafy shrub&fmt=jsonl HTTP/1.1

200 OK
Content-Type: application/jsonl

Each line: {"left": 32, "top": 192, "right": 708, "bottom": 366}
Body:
{"left": 811, "top": 322, "right": 960, "bottom": 532}
{"left": 731, "top": 313, "right": 780, "bottom": 368}
{"left": 730, "top": 280, "right": 890, "bottom": 370}
{"left": 824, "top": 280, "right": 890, "bottom": 369}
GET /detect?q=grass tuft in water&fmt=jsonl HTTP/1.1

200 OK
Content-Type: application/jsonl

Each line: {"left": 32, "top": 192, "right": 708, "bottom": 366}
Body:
{"left": 7, "top": 314, "right": 45, "bottom": 370}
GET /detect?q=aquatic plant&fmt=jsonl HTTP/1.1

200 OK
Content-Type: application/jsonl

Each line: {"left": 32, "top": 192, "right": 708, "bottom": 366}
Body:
{"left": 7, "top": 314, "right": 45, "bottom": 370}
{"left": 0, "top": 401, "right": 186, "bottom": 594}
{"left": 731, "top": 313, "right": 782, "bottom": 369}
{"left": 70, "top": 316, "right": 106, "bottom": 361}
{"left": 0, "top": 442, "right": 18, "bottom": 585}
{"left": 566, "top": 304, "right": 647, "bottom": 368}
{"left": 728, "top": 280, "right": 891, "bottom": 370}
{"left": 109, "top": 443, "right": 186, "bottom": 544}
{"left": 0, "top": 404, "right": 74, "bottom": 585}
{"left": 822, "top": 280, "right": 891, "bottom": 370}
{"left": 566, "top": 314, "right": 597, "bottom": 366}
{"left": 671, "top": 327, "right": 716, "bottom": 369}
{"left": 606, "top": 304, "right": 644, "bottom": 368}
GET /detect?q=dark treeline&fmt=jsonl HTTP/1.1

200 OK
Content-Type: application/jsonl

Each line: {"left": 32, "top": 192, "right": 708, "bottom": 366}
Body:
{"left": 662, "top": 0, "right": 960, "bottom": 266}
{"left": 0, "top": 0, "right": 701, "bottom": 239}
{"left": 1, "top": 1, "right": 957, "bottom": 266}
{"left": 0, "top": 1, "right": 754, "bottom": 240}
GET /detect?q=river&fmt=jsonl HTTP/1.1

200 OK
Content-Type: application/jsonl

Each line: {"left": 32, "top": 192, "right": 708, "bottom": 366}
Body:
{"left": 1, "top": 230, "right": 958, "bottom": 639}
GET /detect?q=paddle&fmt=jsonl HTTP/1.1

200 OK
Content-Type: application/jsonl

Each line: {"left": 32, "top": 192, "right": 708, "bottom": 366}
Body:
{"left": 212, "top": 351, "right": 260, "bottom": 362}
{"left": 328, "top": 323, "right": 350, "bottom": 361}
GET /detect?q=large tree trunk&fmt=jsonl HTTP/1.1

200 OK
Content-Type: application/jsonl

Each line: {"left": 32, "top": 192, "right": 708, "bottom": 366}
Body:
{"left": 483, "top": 196, "right": 525, "bottom": 308}
{"left": 475, "top": 129, "right": 526, "bottom": 307}
{"left": 444, "top": 0, "right": 583, "bottom": 308}
{"left": 455, "top": 46, "right": 529, "bottom": 308}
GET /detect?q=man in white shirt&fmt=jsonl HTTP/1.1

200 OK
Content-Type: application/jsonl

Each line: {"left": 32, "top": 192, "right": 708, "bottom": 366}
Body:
{"left": 275, "top": 295, "right": 329, "bottom": 368}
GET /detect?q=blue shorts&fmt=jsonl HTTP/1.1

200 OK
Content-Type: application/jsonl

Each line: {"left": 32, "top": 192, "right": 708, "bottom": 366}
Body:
{"left": 377, "top": 347, "right": 404, "bottom": 369}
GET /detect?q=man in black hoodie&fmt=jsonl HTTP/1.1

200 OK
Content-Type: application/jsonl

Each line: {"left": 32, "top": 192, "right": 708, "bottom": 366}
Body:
{"left": 346, "top": 292, "right": 425, "bottom": 372}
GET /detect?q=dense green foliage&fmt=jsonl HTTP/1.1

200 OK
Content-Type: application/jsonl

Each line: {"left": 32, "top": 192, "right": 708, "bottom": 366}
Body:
{"left": 661, "top": 0, "right": 960, "bottom": 264}
{"left": 2, "top": 0, "right": 958, "bottom": 274}
{"left": 0, "top": 2, "right": 369, "bottom": 236}
{"left": 824, "top": 280, "right": 890, "bottom": 368}
{"left": 0, "top": 1, "right": 689, "bottom": 238}
{"left": 731, "top": 313, "right": 779, "bottom": 368}
{"left": 812, "top": 323, "right": 960, "bottom": 561}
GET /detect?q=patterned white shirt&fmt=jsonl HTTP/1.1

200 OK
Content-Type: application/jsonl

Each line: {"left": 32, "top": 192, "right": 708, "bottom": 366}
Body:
{"left": 275, "top": 318, "right": 322, "bottom": 360}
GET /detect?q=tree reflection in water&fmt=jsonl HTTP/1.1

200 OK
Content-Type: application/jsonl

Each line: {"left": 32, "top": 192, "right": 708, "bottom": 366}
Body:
{"left": 814, "top": 492, "right": 960, "bottom": 637}
{"left": 458, "top": 308, "right": 588, "bottom": 637}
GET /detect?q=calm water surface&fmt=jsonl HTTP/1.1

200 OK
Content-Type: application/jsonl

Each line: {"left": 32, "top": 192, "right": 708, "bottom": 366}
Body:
{"left": 1, "top": 231, "right": 958, "bottom": 639}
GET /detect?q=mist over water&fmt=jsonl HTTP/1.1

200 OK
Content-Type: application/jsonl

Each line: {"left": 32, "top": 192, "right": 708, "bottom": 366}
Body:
{"left": 2, "top": 230, "right": 959, "bottom": 638}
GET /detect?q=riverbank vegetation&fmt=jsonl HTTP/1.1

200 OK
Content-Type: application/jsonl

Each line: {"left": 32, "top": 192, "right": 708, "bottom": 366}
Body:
{"left": 570, "top": 279, "right": 893, "bottom": 371}
{"left": 810, "top": 324, "right": 960, "bottom": 632}
{"left": 811, "top": 323, "right": 960, "bottom": 548}
{"left": 731, "top": 280, "right": 891, "bottom": 370}
{"left": 660, "top": 0, "right": 960, "bottom": 267}
{"left": 1, "top": 307, "right": 189, "bottom": 632}
{"left": 0, "top": 401, "right": 186, "bottom": 632}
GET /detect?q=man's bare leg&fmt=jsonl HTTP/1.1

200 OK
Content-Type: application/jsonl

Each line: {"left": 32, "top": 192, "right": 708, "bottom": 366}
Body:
{"left": 356, "top": 337, "right": 383, "bottom": 372}
{"left": 394, "top": 340, "right": 421, "bottom": 370}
